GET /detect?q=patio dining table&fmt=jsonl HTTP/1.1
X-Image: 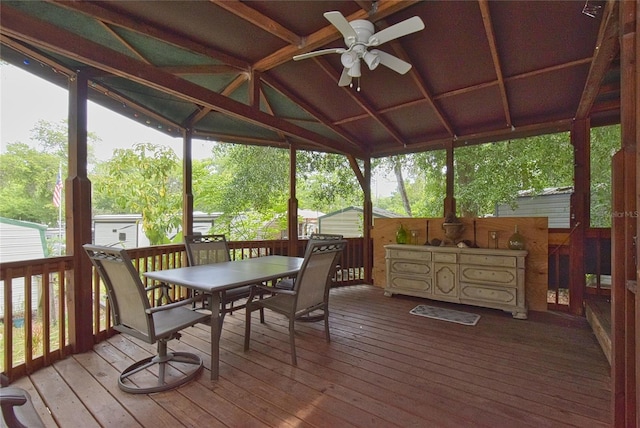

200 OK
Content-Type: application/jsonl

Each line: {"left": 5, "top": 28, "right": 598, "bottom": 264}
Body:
{"left": 144, "top": 255, "right": 304, "bottom": 380}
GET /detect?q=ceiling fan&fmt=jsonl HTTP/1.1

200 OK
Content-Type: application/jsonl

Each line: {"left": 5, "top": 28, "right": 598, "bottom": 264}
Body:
{"left": 293, "top": 11, "right": 425, "bottom": 89}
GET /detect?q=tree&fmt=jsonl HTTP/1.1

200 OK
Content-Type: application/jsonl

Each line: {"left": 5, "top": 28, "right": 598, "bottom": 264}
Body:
{"left": 0, "top": 120, "right": 100, "bottom": 226}
{"left": 194, "top": 144, "right": 289, "bottom": 240}
{"left": 590, "top": 124, "right": 620, "bottom": 227}
{"left": 93, "top": 143, "right": 182, "bottom": 244}
{"left": 0, "top": 143, "right": 61, "bottom": 225}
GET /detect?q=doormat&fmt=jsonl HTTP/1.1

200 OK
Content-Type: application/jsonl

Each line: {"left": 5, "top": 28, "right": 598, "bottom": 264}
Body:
{"left": 409, "top": 304, "right": 480, "bottom": 326}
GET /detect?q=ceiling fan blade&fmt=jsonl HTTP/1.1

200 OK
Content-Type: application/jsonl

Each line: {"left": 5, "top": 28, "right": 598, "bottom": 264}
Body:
{"left": 293, "top": 47, "right": 346, "bottom": 61}
{"left": 367, "top": 16, "right": 425, "bottom": 46}
{"left": 376, "top": 50, "right": 412, "bottom": 74}
{"left": 338, "top": 67, "right": 352, "bottom": 87}
{"left": 324, "top": 11, "right": 357, "bottom": 45}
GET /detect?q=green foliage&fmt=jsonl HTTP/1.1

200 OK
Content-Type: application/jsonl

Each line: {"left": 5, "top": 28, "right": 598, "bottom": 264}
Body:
{"left": 93, "top": 143, "right": 182, "bottom": 244}
{"left": 590, "top": 125, "right": 620, "bottom": 227}
{"left": 194, "top": 144, "right": 289, "bottom": 240}
{"left": 0, "top": 143, "right": 62, "bottom": 225}
{"left": 296, "top": 151, "right": 363, "bottom": 212}
{"left": 453, "top": 134, "right": 574, "bottom": 217}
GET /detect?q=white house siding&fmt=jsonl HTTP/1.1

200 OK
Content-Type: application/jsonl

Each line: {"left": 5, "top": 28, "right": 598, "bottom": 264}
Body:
{"left": 318, "top": 207, "right": 403, "bottom": 238}
{"left": 0, "top": 218, "right": 48, "bottom": 320}
{"left": 495, "top": 192, "right": 571, "bottom": 228}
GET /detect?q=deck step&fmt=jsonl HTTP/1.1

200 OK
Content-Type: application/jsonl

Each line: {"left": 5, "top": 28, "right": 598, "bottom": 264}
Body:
{"left": 585, "top": 298, "right": 611, "bottom": 365}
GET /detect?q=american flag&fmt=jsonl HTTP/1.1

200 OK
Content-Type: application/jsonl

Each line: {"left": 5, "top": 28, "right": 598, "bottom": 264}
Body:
{"left": 53, "top": 171, "right": 63, "bottom": 208}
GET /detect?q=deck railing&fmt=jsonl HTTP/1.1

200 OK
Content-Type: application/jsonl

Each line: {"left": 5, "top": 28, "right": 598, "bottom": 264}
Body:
{"left": 0, "top": 238, "right": 364, "bottom": 380}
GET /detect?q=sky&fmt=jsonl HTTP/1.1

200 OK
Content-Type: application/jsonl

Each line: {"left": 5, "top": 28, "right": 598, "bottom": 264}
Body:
{"left": 1, "top": 63, "right": 397, "bottom": 197}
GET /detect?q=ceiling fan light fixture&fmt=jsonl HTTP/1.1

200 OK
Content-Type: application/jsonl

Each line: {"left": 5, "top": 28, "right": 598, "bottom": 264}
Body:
{"left": 341, "top": 51, "right": 358, "bottom": 68}
{"left": 364, "top": 50, "right": 380, "bottom": 70}
{"left": 348, "top": 59, "right": 361, "bottom": 77}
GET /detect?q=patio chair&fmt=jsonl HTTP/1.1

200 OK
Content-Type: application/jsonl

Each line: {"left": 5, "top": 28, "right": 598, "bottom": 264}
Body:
{"left": 0, "top": 374, "right": 45, "bottom": 428}
{"left": 184, "top": 234, "right": 264, "bottom": 322}
{"left": 244, "top": 239, "right": 346, "bottom": 365}
{"left": 274, "top": 233, "right": 344, "bottom": 291}
{"left": 84, "top": 245, "right": 210, "bottom": 394}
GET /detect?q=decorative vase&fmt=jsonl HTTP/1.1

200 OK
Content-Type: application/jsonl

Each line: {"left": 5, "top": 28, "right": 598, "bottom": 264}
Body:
{"left": 508, "top": 225, "right": 525, "bottom": 250}
{"left": 441, "top": 222, "right": 464, "bottom": 246}
{"left": 396, "top": 224, "right": 408, "bottom": 244}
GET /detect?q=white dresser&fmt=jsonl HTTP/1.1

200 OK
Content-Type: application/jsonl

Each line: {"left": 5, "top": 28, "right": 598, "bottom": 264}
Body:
{"left": 385, "top": 244, "right": 528, "bottom": 319}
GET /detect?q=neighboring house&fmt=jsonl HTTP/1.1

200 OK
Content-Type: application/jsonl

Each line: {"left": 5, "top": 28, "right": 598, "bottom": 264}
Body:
{"left": 318, "top": 206, "right": 403, "bottom": 238}
{"left": 494, "top": 187, "right": 572, "bottom": 228}
{"left": 258, "top": 209, "right": 325, "bottom": 240}
{"left": 0, "top": 217, "right": 48, "bottom": 320}
{"left": 93, "top": 212, "right": 221, "bottom": 247}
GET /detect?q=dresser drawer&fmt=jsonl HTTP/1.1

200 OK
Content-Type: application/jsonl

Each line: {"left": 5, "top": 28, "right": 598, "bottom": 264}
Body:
{"left": 459, "top": 253, "right": 516, "bottom": 267}
{"left": 459, "top": 265, "right": 517, "bottom": 286}
{"left": 389, "top": 275, "right": 432, "bottom": 292}
{"left": 390, "top": 260, "right": 431, "bottom": 275}
{"left": 433, "top": 252, "right": 457, "bottom": 263}
{"left": 460, "top": 283, "right": 517, "bottom": 305}
{"left": 388, "top": 249, "right": 432, "bottom": 262}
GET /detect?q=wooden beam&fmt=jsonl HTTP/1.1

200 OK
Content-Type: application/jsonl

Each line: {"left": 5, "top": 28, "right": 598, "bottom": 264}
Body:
{"left": 261, "top": 74, "right": 367, "bottom": 152}
{"left": 159, "top": 65, "right": 242, "bottom": 75}
{"left": 252, "top": 0, "right": 419, "bottom": 72}
{"left": 314, "top": 56, "right": 407, "bottom": 147}
{"left": 49, "top": 0, "right": 249, "bottom": 71}
{"left": 478, "top": 0, "right": 512, "bottom": 127}
{"left": 211, "top": 0, "right": 302, "bottom": 46}
{"left": 576, "top": 0, "right": 620, "bottom": 120}
{"left": 0, "top": 5, "right": 363, "bottom": 157}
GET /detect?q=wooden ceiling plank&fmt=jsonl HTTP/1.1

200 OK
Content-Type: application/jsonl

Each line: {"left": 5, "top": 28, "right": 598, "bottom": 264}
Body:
{"left": 372, "top": 118, "right": 574, "bottom": 157}
{"left": 478, "top": 0, "right": 512, "bottom": 127}
{"left": 575, "top": 0, "right": 620, "bottom": 120}
{"left": 314, "top": 57, "right": 407, "bottom": 147}
{"left": 0, "top": 5, "right": 361, "bottom": 157}
{"left": 253, "top": 0, "right": 419, "bottom": 72}
{"left": 210, "top": 0, "right": 302, "bottom": 46}
{"left": 505, "top": 58, "right": 592, "bottom": 82}
{"left": 185, "top": 107, "right": 212, "bottom": 128}
{"left": 49, "top": 0, "right": 250, "bottom": 71}
{"left": 1, "top": 34, "right": 181, "bottom": 132}
{"left": 261, "top": 74, "right": 367, "bottom": 152}
{"left": 160, "top": 65, "right": 243, "bottom": 75}
{"left": 385, "top": 38, "right": 456, "bottom": 137}
{"left": 0, "top": 34, "right": 76, "bottom": 77}
{"left": 98, "top": 21, "right": 151, "bottom": 65}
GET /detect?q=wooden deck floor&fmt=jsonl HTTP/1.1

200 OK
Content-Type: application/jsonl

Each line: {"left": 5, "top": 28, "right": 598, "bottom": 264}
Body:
{"left": 13, "top": 285, "right": 610, "bottom": 427}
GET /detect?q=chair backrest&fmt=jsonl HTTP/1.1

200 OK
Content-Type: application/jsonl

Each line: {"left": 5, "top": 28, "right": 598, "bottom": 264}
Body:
{"left": 184, "top": 234, "right": 230, "bottom": 266}
{"left": 83, "top": 245, "right": 153, "bottom": 341}
{"left": 304, "top": 233, "right": 344, "bottom": 257}
{"left": 294, "top": 240, "right": 346, "bottom": 311}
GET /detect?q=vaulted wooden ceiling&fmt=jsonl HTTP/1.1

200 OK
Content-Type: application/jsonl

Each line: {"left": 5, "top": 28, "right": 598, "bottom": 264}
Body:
{"left": 0, "top": 0, "right": 619, "bottom": 159}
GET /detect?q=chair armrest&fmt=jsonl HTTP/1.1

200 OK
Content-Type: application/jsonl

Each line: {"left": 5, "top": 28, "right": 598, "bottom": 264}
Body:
{"left": 0, "top": 390, "right": 27, "bottom": 406}
{"left": 1, "top": 387, "right": 45, "bottom": 428}
{"left": 146, "top": 294, "right": 206, "bottom": 314}
{"left": 258, "top": 285, "right": 296, "bottom": 296}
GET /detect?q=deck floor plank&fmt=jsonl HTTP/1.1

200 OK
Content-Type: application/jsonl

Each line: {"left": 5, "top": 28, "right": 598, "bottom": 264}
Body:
{"left": 15, "top": 285, "right": 610, "bottom": 427}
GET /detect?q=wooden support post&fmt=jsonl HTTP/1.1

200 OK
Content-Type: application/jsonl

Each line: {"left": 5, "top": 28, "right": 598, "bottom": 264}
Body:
{"left": 612, "top": 1, "right": 639, "bottom": 425}
{"left": 67, "top": 70, "right": 93, "bottom": 353}
{"left": 363, "top": 158, "right": 373, "bottom": 284}
{"left": 288, "top": 145, "right": 298, "bottom": 256}
{"left": 182, "top": 128, "right": 194, "bottom": 237}
{"left": 569, "top": 119, "right": 590, "bottom": 316}
{"left": 443, "top": 141, "right": 456, "bottom": 215}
